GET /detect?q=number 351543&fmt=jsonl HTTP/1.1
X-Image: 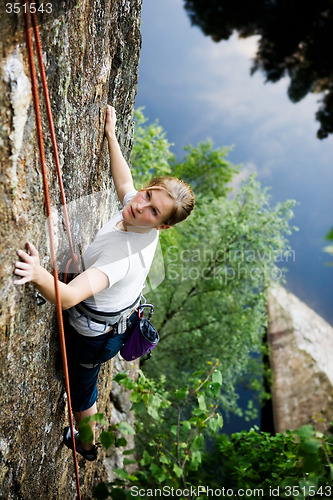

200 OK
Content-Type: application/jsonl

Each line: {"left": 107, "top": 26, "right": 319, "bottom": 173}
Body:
{"left": 6, "top": 3, "right": 53, "bottom": 14}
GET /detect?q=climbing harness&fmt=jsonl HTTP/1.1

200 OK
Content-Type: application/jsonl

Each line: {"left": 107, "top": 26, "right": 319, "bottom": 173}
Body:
{"left": 73, "top": 296, "right": 159, "bottom": 361}
{"left": 24, "top": 1, "right": 81, "bottom": 497}
{"left": 73, "top": 293, "right": 141, "bottom": 333}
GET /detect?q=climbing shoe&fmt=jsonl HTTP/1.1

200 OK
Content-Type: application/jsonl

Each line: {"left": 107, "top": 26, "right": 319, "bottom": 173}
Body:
{"left": 63, "top": 426, "right": 98, "bottom": 462}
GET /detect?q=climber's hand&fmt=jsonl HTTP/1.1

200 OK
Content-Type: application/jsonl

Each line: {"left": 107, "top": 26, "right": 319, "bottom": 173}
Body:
{"left": 14, "top": 242, "right": 41, "bottom": 285}
{"left": 105, "top": 105, "right": 117, "bottom": 138}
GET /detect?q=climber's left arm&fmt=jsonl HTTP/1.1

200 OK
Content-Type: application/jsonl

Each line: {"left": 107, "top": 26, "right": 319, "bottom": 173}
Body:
{"left": 14, "top": 242, "right": 108, "bottom": 310}
{"left": 105, "top": 105, "right": 135, "bottom": 204}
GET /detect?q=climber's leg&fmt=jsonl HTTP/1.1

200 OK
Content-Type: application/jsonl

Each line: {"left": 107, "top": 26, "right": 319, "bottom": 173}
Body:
{"left": 74, "top": 402, "right": 97, "bottom": 450}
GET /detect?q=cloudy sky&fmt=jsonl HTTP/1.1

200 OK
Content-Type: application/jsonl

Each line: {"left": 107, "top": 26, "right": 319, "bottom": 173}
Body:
{"left": 135, "top": 0, "right": 333, "bottom": 325}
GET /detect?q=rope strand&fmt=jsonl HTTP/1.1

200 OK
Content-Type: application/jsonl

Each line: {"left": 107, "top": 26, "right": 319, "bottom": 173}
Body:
{"left": 30, "top": 9, "right": 78, "bottom": 273}
{"left": 24, "top": 2, "right": 81, "bottom": 498}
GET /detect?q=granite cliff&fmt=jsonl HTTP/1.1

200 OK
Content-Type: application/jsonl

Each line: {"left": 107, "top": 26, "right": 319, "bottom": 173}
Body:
{"left": 0, "top": 1, "right": 142, "bottom": 498}
{"left": 268, "top": 284, "right": 333, "bottom": 435}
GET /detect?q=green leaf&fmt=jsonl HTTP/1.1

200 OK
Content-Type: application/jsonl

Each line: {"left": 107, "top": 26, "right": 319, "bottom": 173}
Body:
{"left": 80, "top": 413, "right": 108, "bottom": 426}
{"left": 115, "top": 437, "right": 127, "bottom": 447}
{"left": 190, "top": 450, "right": 202, "bottom": 470}
{"left": 93, "top": 413, "right": 108, "bottom": 424}
{"left": 131, "top": 400, "right": 146, "bottom": 414}
{"left": 113, "top": 373, "right": 135, "bottom": 389}
{"left": 209, "top": 417, "right": 219, "bottom": 433}
{"left": 198, "top": 394, "right": 207, "bottom": 411}
{"left": 207, "top": 382, "right": 221, "bottom": 397}
{"left": 159, "top": 454, "right": 171, "bottom": 465}
{"left": 130, "top": 391, "right": 142, "bottom": 403}
{"left": 174, "top": 387, "right": 188, "bottom": 399}
{"left": 92, "top": 482, "right": 110, "bottom": 500}
{"left": 147, "top": 393, "right": 161, "bottom": 408}
{"left": 118, "top": 422, "right": 135, "bottom": 435}
{"left": 293, "top": 425, "right": 315, "bottom": 440}
{"left": 212, "top": 370, "right": 222, "bottom": 385}
{"left": 181, "top": 420, "right": 192, "bottom": 431}
{"left": 191, "top": 434, "right": 204, "bottom": 451}
{"left": 173, "top": 463, "right": 183, "bottom": 478}
{"left": 300, "top": 438, "right": 322, "bottom": 454}
{"left": 123, "top": 448, "right": 136, "bottom": 456}
{"left": 170, "top": 425, "right": 178, "bottom": 436}
{"left": 113, "top": 373, "right": 128, "bottom": 383}
{"left": 113, "top": 468, "right": 130, "bottom": 480}
{"left": 109, "top": 488, "right": 127, "bottom": 500}
{"left": 78, "top": 424, "right": 94, "bottom": 445}
{"left": 123, "top": 458, "right": 137, "bottom": 466}
{"left": 100, "top": 431, "right": 115, "bottom": 450}
{"left": 149, "top": 463, "right": 162, "bottom": 476}
{"left": 325, "top": 227, "right": 333, "bottom": 240}
{"left": 140, "top": 449, "right": 153, "bottom": 466}
{"left": 216, "top": 413, "right": 224, "bottom": 429}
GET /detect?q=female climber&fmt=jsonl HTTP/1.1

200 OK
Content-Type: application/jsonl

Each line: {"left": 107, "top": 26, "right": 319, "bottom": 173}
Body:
{"left": 13, "top": 105, "right": 195, "bottom": 461}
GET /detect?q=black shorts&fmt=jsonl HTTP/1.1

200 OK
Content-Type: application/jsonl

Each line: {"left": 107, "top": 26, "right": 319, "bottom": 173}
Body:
{"left": 64, "top": 314, "right": 136, "bottom": 412}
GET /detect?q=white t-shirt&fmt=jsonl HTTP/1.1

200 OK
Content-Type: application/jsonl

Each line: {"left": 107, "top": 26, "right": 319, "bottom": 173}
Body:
{"left": 68, "top": 190, "right": 159, "bottom": 336}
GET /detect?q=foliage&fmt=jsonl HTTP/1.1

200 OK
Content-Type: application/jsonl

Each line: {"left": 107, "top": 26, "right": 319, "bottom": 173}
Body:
{"left": 92, "top": 363, "right": 224, "bottom": 499}
{"left": 171, "top": 140, "right": 236, "bottom": 200}
{"left": 184, "top": 0, "right": 333, "bottom": 139}
{"left": 195, "top": 424, "right": 333, "bottom": 499}
{"left": 131, "top": 108, "right": 236, "bottom": 195}
{"left": 130, "top": 108, "right": 175, "bottom": 188}
{"left": 91, "top": 369, "right": 333, "bottom": 500}
{"left": 79, "top": 412, "right": 108, "bottom": 444}
{"left": 131, "top": 108, "right": 296, "bottom": 416}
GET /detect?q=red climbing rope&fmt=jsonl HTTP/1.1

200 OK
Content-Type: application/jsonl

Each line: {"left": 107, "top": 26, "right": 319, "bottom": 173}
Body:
{"left": 24, "top": 1, "right": 81, "bottom": 498}
{"left": 30, "top": 6, "right": 79, "bottom": 279}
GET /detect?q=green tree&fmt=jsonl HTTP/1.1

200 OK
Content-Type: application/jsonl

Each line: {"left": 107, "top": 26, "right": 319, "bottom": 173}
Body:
{"left": 196, "top": 424, "right": 333, "bottom": 498}
{"left": 91, "top": 370, "right": 333, "bottom": 500}
{"left": 183, "top": 0, "right": 333, "bottom": 139}
{"left": 131, "top": 109, "right": 296, "bottom": 415}
{"left": 92, "top": 363, "right": 224, "bottom": 500}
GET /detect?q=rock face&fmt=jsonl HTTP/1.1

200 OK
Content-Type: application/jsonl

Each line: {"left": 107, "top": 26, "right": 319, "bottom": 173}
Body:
{"left": 267, "top": 284, "right": 333, "bottom": 434}
{"left": 0, "top": 1, "right": 141, "bottom": 498}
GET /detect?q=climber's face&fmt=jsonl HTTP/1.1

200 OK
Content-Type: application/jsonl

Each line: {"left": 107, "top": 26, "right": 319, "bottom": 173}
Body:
{"left": 122, "top": 189, "right": 173, "bottom": 230}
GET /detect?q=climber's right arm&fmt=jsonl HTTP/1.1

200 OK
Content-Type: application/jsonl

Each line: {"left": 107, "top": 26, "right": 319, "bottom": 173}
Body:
{"left": 14, "top": 242, "right": 108, "bottom": 310}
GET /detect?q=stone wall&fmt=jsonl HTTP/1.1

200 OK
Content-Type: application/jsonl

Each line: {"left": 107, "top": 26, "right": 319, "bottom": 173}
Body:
{"left": 267, "top": 284, "right": 333, "bottom": 434}
{"left": 0, "top": 1, "right": 142, "bottom": 498}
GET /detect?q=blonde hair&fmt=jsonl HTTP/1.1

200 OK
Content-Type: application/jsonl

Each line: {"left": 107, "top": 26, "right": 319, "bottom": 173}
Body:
{"left": 143, "top": 176, "right": 195, "bottom": 226}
